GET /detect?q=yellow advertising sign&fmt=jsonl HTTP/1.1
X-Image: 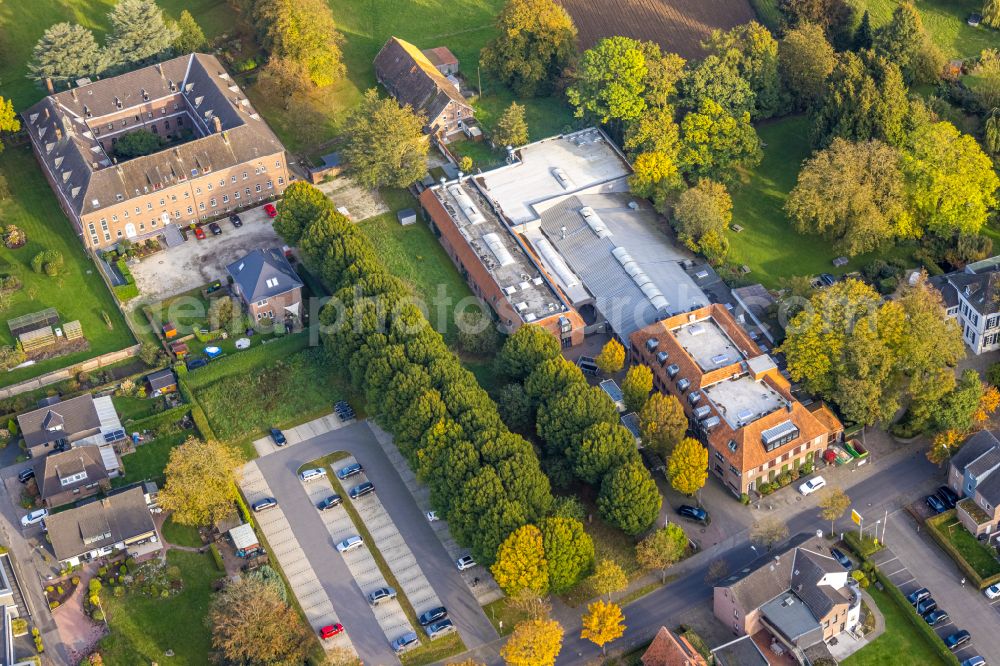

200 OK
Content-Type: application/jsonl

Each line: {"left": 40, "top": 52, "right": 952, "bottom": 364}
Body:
{"left": 851, "top": 509, "right": 862, "bottom": 526}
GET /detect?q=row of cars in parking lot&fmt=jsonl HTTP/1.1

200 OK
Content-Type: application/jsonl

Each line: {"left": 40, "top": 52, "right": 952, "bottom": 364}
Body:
{"left": 906, "top": 586, "right": 983, "bottom": 664}
{"left": 190, "top": 205, "right": 277, "bottom": 240}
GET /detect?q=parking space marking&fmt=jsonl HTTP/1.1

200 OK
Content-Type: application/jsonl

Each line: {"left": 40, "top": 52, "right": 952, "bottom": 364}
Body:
{"left": 239, "top": 462, "right": 355, "bottom": 655}
{"left": 300, "top": 472, "right": 415, "bottom": 644}
{"left": 253, "top": 413, "right": 351, "bottom": 458}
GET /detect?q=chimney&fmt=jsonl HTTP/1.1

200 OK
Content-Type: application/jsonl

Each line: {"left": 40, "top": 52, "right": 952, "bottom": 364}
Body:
{"left": 156, "top": 63, "right": 164, "bottom": 79}
{"left": 71, "top": 88, "right": 77, "bottom": 101}
{"left": 45, "top": 78, "right": 54, "bottom": 94}
{"left": 55, "top": 127, "right": 62, "bottom": 141}
{"left": 221, "top": 130, "right": 229, "bottom": 145}
{"left": 212, "top": 116, "right": 222, "bottom": 133}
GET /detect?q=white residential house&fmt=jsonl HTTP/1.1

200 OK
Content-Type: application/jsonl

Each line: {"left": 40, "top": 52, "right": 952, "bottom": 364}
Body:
{"left": 930, "top": 257, "right": 1000, "bottom": 355}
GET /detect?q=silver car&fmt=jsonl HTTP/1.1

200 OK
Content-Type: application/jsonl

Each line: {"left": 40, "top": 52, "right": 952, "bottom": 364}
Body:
{"left": 336, "top": 535, "right": 364, "bottom": 553}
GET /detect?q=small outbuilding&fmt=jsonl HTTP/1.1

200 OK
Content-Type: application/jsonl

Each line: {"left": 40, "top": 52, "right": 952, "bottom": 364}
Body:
{"left": 397, "top": 208, "right": 417, "bottom": 226}
{"left": 145, "top": 368, "right": 177, "bottom": 397}
{"left": 421, "top": 46, "right": 459, "bottom": 75}
{"left": 229, "top": 523, "right": 260, "bottom": 557}
{"left": 600, "top": 379, "right": 626, "bottom": 413}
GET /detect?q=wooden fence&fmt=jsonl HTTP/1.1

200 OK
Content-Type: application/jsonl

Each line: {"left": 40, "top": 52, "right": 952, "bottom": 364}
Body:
{"left": 0, "top": 343, "right": 142, "bottom": 399}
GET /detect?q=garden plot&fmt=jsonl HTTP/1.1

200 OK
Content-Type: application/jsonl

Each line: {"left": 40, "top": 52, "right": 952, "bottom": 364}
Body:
{"left": 315, "top": 176, "right": 387, "bottom": 222}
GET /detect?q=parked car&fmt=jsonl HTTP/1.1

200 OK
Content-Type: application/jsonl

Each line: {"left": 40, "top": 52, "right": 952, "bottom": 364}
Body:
{"left": 229, "top": 214, "right": 243, "bottom": 228}
{"left": 269, "top": 428, "right": 286, "bottom": 446}
{"left": 299, "top": 468, "right": 324, "bottom": 483}
{"left": 53, "top": 442, "right": 70, "bottom": 453}
{"left": 418, "top": 606, "right": 448, "bottom": 626}
{"left": 944, "top": 630, "right": 971, "bottom": 650}
{"left": 425, "top": 618, "right": 456, "bottom": 639}
{"left": 317, "top": 495, "right": 342, "bottom": 511}
{"left": 923, "top": 609, "right": 950, "bottom": 625}
{"left": 961, "top": 656, "right": 986, "bottom": 666}
{"left": 907, "top": 588, "right": 931, "bottom": 605}
{"left": 937, "top": 486, "right": 960, "bottom": 509}
{"left": 830, "top": 548, "right": 852, "bottom": 569}
{"left": 209, "top": 222, "right": 222, "bottom": 236}
{"left": 456, "top": 555, "right": 476, "bottom": 571}
{"left": 186, "top": 358, "right": 208, "bottom": 371}
{"left": 426, "top": 511, "right": 439, "bottom": 522}
{"left": 984, "top": 584, "right": 1000, "bottom": 600}
{"left": 251, "top": 497, "right": 278, "bottom": 513}
{"left": 17, "top": 468, "right": 35, "bottom": 484}
{"left": 319, "top": 623, "right": 343, "bottom": 639}
{"left": 349, "top": 481, "right": 375, "bottom": 500}
{"left": 798, "top": 476, "right": 827, "bottom": 496}
{"left": 926, "top": 494, "right": 947, "bottom": 514}
{"left": 819, "top": 273, "right": 836, "bottom": 286}
{"left": 20, "top": 509, "right": 47, "bottom": 527}
{"left": 193, "top": 226, "right": 206, "bottom": 240}
{"left": 337, "top": 463, "right": 363, "bottom": 480}
{"left": 675, "top": 505, "right": 709, "bottom": 523}
{"left": 916, "top": 597, "right": 937, "bottom": 615}
{"left": 368, "top": 587, "right": 396, "bottom": 606}
{"left": 391, "top": 631, "right": 419, "bottom": 654}
{"left": 577, "top": 357, "right": 600, "bottom": 376}
{"left": 263, "top": 203, "right": 277, "bottom": 218}
{"left": 336, "top": 536, "right": 364, "bottom": 553}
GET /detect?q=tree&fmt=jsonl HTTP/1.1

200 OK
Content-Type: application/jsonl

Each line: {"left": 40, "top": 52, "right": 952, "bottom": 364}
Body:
{"left": 105, "top": 0, "right": 179, "bottom": 68}
{"left": 750, "top": 517, "right": 789, "bottom": 550}
{"left": 31, "top": 250, "right": 63, "bottom": 276}
{"left": 537, "top": 385, "right": 618, "bottom": 457}
{"left": 934, "top": 370, "right": 984, "bottom": 433}
{"left": 624, "top": 106, "right": 683, "bottom": 206}
{"left": 621, "top": 365, "right": 652, "bottom": 413}
{"left": 570, "top": 422, "right": 639, "bottom": 484}
{"left": 785, "top": 139, "right": 910, "bottom": 255}
{"left": 779, "top": 23, "right": 836, "bottom": 110}
{"left": 173, "top": 10, "right": 206, "bottom": 54}
{"left": 854, "top": 10, "right": 874, "bottom": 50}
{"left": 273, "top": 181, "right": 332, "bottom": 244}
{"left": 679, "top": 99, "right": 762, "bottom": 185}
{"left": 28, "top": 23, "right": 105, "bottom": 86}
{"left": 481, "top": 0, "right": 577, "bottom": 97}
{"left": 597, "top": 461, "right": 662, "bottom": 535}
{"left": 0, "top": 98, "right": 20, "bottom": 154}
{"left": 253, "top": 0, "right": 345, "bottom": 87}
{"left": 680, "top": 55, "right": 755, "bottom": 118}
{"left": 525, "top": 357, "right": 586, "bottom": 406}
{"left": 207, "top": 296, "right": 237, "bottom": 332}
{"left": 541, "top": 517, "right": 595, "bottom": 593}
{"left": 873, "top": 2, "right": 934, "bottom": 84}
{"left": 673, "top": 179, "right": 732, "bottom": 264}
{"left": 667, "top": 437, "right": 708, "bottom": 497}
{"left": 567, "top": 36, "right": 648, "bottom": 124}
{"left": 507, "top": 587, "right": 552, "bottom": 619}
{"left": 927, "top": 429, "right": 963, "bottom": 466}
{"left": 343, "top": 89, "right": 428, "bottom": 190}
{"left": 208, "top": 576, "right": 312, "bottom": 666}
{"left": 159, "top": 437, "right": 242, "bottom": 526}
{"left": 491, "top": 524, "right": 550, "bottom": 596}
{"left": 902, "top": 120, "right": 999, "bottom": 237}
{"left": 138, "top": 342, "right": 164, "bottom": 367}
{"left": 812, "top": 51, "right": 909, "bottom": 148}
{"left": 113, "top": 129, "right": 163, "bottom": 159}
{"left": 778, "top": 0, "right": 856, "bottom": 48}
{"left": 986, "top": 109, "right": 1000, "bottom": 157}
{"left": 457, "top": 309, "right": 500, "bottom": 356}
{"left": 493, "top": 102, "right": 529, "bottom": 147}
{"left": 496, "top": 324, "right": 561, "bottom": 380}
{"left": 588, "top": 558, "right": 627, "bottom": 600}
{"left": 818, "top": 486, "right": 851, "bottom": 536}
{"left": 636, "top": 524, "right": 687, "bottom": 582}
{"left": 3, "top": 224, "right": 26, "bottom": 249}
{"left": 580, "top": 600, "right": 625, "bottom": 655}
{"left": 639, "top": 393, "right": 687, "bottom": 459}
{"left": 595, "top": 339, "right": 625, "bottom": 375}
{"left": 986, "top": 0, "right": 1000, "bottom": 27}
{"left": 501, "top": 618, "right": 564, "bottom": 666}
{"left": 703, "top": 22, "right": 781, "bottom": 119}
{"left": 498, "top": 383, "right": 532, "bottom": 431}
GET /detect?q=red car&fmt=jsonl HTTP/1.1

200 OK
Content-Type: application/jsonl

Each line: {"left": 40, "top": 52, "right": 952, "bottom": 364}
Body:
{"left": 319, "top": 623, "right": 343, "bottom": 639}
{"left": 263, "top": 203, "right": 277, "bottom": 218}
{"left": 193, "top": 226, "right": 206, "bottom": 240}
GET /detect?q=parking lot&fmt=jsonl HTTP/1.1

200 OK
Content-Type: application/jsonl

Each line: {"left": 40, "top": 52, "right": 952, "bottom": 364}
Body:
{"left": 129, "top": 205, "right": 284, "bottom": 302}
{"left": 241, "top": 420, "right": 496, "bottom": 664}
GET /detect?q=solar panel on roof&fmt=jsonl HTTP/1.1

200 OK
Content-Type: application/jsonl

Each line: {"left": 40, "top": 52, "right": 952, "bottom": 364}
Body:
{"left": 104, "top": 429, "right": 126, "bottom": 443}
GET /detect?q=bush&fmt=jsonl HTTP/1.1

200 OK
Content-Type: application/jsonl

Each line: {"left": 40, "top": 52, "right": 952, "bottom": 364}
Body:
{"left": 88, "top": 579, "right": 102, "bottom": 595}
{"left": 31, "top": 249, "right": 63, "bottom": 276}
{"left": 91, "top": 609, "right": 104, "bottom": 622}
{"left": 851, "top": 569, "right": 870, "bottom": 588}
{"left": 10, "top": 618, "right": 26, "bottom": 636}
{"left": 987, "top": 362, "right": 1000, "bottom": 388}
{"left": 47, "top": 601, "right": 59, "bottom": 610}
{"left": 118, "top": 565, "right": 127, "bottom": 575}
{"left": 844, "top": 531, "right": 884, "bottom": 558}
{"left": 113, "top": 586, "right": 124, "bottom": 598}
{"left": 209, "top": 543, "right": 225, "bottom": 572}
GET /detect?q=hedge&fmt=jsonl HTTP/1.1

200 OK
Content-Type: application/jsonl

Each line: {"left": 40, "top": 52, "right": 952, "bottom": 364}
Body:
{"left": 234, "top": 486, "right": 255, "bottom": 530}
{"left": 209, "top": 543, "right": 225, "bottom": 572}
{"left": 844, "top": 531, "right": 883, "bottom": 558}
{"left": 925, "top": 511, "right": 1000, "bottom": 590}
{"left": 177, "top": 377, "right": 217, "bottom": 442}
{"left": 113, "top": 258, "right": 139, "bottom": 303}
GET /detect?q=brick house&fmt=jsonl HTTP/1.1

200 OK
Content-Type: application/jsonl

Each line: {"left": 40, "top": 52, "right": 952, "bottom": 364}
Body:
{"left": 33, "top": 446, "right": 109, "bottom": 509}
{"left": 24, "top": 53, "right": 290, "bottom": 251}
{"left": 630, "top": 304, "right": 838, "bottom": 496}
{"left": 45, "top": 487, "right": 158, "bottom": 567}
{"left": 226, "top": 248, "right": 303, "bottom": 323}
{"left": 641, "top": 626, "right": 708, "bottom": 666}
{"left": 374, "top": 37, "right": 474, "bottom": 138}
{"left": 714, "top": 534, "right": 861, "bottom": 656}
{"left": 947, "top": 430, "right": 1000, "bottom": 539}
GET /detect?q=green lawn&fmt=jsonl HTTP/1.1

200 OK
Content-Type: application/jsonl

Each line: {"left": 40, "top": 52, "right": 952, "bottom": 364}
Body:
{"left": 930, "top": 514, "right": 1000, "bottom": 579}
{"left": 726, "top": 116, "right": 914, "bottom": 288}
{"left": 0, "top": 146, "right": 133, "bottom": 387}
{"left": 113, "top": 432, "right": 187, "bottom": 487}
{"left": 162, "top": 515, "right": 202, "bottom": 548}
{"left": 112, "top": 395, "right": 168, "bottom": 423}
{"left": 0, "top": 0, "right": 235, "bottom": 111}
{"left": 449, "top": 138, "right": 505, "bottom": 171}
{"left": 841, "top": 587, "right": 947, "bottom": 666}
{"left": 849, "top": 0, "right": 999, "bottom": 59}
{"left": 99, "top": 550, "right": 223, "bottom": 666}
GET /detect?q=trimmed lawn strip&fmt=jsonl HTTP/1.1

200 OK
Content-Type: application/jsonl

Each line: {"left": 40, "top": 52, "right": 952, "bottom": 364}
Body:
{"left": 162, "top": 515, "right": 202, "bottom": 548}
{"left": 927, "top": 512, "right": 1000, "bottom": 581}
{"left": 111, "top": 395, "right": 167, "bottom": 423}
{"left": 483, "top": 597, "right": 531, "bottom": 637}
{"left": 617, "top": 580, "right": 665, "bottom": 606}
{"left": 98, "top": 550, "right": 222, "bottom": 666}
{"left": 841, "top": 587, "right": 947, "bottom": 666}
{"left": 112, "top": 432, "right": 187, "bottom": 487}
{"left": 400, "top": 632, "right": 464, "bottom": 666}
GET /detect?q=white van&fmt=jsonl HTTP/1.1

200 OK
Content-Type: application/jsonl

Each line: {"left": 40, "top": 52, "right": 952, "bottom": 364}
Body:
{"left": 299, "top": 468, "right": 325, "bottom": 483}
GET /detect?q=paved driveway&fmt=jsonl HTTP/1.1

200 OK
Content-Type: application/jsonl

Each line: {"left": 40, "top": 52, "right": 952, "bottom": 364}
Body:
{"left": 254, "top": 422, "right": 497, "bottom": 662}
{"left": 130, "top": 205, "right": 282, "bottom": 303}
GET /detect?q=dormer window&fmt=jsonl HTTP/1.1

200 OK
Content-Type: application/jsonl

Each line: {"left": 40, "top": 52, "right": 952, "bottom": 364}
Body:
{"left": 60, "top": 470, "right": 87, "bottom": 486}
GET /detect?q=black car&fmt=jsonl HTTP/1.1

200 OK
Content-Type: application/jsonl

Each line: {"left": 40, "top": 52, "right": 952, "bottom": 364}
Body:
{"left": 924, "top": 609, "right": 949, "bottom": 625}
{"left": 349, "top": 481, "right": 375, "bottom": 499}
{"left": 937, "top": 486, "right": 960, "bottom": 509}
{"left": 916, "top": 597, "right": 937, "bottom": 615}
{"left": 209, "top": 222, "right": 222, "bottom": 236}
{"left": 270, "top": 428, "right": 286, "bottom": 446}
{"left": 317, "top": 495, "right": 342, "bottom": 511}
{"left": 907, "top": 587, "right": 930, "bottom": 605}
{"left": 229, "top": 214, "right": 243, "bottom": 228}
{"left": 926, "top": 494, "right": 947, "bottom": 514}
{"left": 418, "top": 606, "right": 447, "bottom": 626}
{"left": 819, "top": 273, "right": 837, "bottom": 286}
{"left": 17, "top": 468, "right": 35, "bottom": 484}
{"left": 830, "top": 547, "right": 852, "bottom": 569}
{"left": 186, "top": 358, "right": 208, "bottom": 371}
{"left": 337, "top": 463, "right": 363, "bottom": 480}
{"left": 944, "top": 630, "right": 971, "bottom": 650}
{"left": 676, "top": 504, "right": 709, "bottom": 523}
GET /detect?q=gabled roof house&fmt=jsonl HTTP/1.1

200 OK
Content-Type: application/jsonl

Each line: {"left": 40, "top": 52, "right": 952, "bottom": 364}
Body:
{"left": 226, "top": 248, "right": 303, "bottom": 323}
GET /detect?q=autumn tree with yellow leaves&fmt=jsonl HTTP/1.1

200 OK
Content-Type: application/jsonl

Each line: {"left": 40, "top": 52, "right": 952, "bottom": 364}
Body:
{"left": 581, "top": 600, "right": 626, "bottom": 655}
{"left": 501, "top": 618, "right": 564, "bottom": 666}
{"left": 491, "top": 524, "right": 549, "bottom": 596}
{"left": 668, "top": 437, "right": 708, "bottom": 497}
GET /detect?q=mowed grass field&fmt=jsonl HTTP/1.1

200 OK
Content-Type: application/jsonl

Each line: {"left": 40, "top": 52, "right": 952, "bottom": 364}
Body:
{"left": 0, "top": 146, "right": 133, "bottom": 387}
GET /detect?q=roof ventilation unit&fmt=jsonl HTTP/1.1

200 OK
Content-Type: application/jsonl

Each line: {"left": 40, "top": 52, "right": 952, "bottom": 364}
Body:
{"left": 552, "top": 167, "right": 574, "bottom": 190}
{"left": 579, "top": 206, "right": 612, "bottom": 239}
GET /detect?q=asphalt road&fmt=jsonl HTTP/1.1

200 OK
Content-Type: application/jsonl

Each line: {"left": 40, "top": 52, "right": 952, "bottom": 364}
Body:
{"left": 255, "top": 421, "right": 497, "bottom": 663}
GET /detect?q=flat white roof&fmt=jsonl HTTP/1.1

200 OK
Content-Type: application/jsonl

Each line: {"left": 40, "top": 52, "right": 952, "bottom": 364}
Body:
{"left": 703, "top": 374, "right": 785, "bottom": 430}
{"left": 673, "top": 318, "right": 744, "bottom": 372}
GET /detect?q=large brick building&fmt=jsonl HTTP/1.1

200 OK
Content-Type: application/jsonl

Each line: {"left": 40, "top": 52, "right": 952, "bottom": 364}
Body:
{"left": 24, "top": 53, "right": 290, "bottom": 251}
{"left": 630, "top": 304, "right": 839, "bottom": 496}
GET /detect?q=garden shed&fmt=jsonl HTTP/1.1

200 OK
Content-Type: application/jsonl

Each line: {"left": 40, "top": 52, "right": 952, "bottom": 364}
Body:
{"left": 228, "top": 523, "right": 260, "bottom": 557}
